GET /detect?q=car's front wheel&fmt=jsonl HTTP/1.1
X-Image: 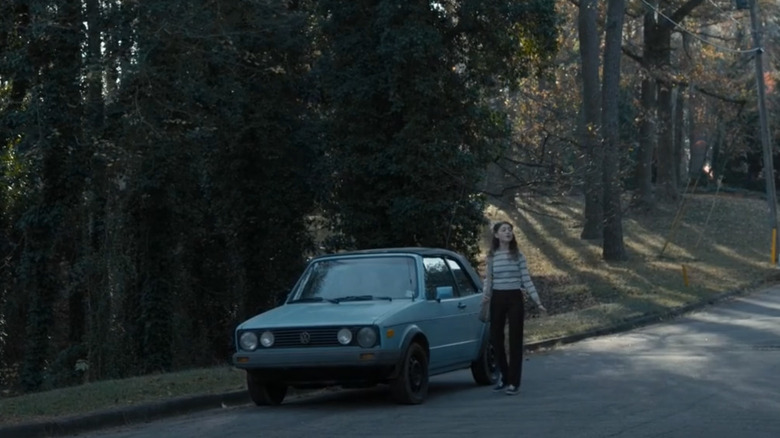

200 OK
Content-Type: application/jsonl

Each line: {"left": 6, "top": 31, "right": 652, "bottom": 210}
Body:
{"left": 470, "top": 341, "right": 498, "bottom": 385}
{"left": 390, "top": 342, "right": 429, "bottom": 404}
{"left": 246, "top": 371, "right": 287, "bottom": 406}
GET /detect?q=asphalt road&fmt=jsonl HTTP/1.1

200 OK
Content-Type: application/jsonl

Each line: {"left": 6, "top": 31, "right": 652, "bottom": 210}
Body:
{"left": 82, "top": 287, "right": 780, "bottom": 438}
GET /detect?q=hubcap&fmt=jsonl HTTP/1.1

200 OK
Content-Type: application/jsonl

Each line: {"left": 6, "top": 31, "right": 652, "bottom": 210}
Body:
{"left": 409, "top": 355, "right": 424, "bottom": 391}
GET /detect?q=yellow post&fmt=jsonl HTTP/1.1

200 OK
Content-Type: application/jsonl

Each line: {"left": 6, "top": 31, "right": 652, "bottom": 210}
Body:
{"left": 681, "top": 265, "right": 689, "bottom": 287}
{"left": 773, "top": 228, "right": 777, "bottom": 265}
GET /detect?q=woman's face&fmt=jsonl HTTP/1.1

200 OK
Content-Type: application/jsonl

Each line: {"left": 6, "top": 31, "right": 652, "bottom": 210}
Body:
{"left": 494, "top": 223, "right": 514, "bottom": 244}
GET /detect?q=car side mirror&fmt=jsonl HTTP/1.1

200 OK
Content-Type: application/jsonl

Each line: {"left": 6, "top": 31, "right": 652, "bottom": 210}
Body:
{"left": 435, "top": 286, "right": 453, "bottom": 301}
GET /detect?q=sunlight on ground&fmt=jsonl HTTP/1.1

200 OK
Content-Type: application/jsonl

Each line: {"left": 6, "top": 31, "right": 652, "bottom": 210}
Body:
{"left": 485, "top": 193, "right": 778, "bottom": 342}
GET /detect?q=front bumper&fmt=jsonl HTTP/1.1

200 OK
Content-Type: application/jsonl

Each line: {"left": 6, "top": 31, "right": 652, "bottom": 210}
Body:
{"left": 233, "top": 347, "right": 402, "bottom": 386}
{"left": 233, "top": 346, "right": 400, "bottom": 368}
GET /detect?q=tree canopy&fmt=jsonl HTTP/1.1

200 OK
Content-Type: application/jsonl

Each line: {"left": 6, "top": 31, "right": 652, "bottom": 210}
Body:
{"left": 0, "top": 0, "right": 559, "bottom": 392}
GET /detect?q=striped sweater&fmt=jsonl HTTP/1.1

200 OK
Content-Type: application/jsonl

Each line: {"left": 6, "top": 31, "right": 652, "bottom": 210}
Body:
{"left": 484, "top": 249, "right": 541, "bottom": 305}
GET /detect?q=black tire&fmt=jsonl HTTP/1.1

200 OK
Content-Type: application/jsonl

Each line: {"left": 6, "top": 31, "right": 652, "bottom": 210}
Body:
{"left": 470, "top": 341, "right": 498, "bottom": 385}
{"left": 246, "top": 371, "right": 287, "bottom": 406}
{"left": 390, "top": 342, "right": 429, "bottom": 404}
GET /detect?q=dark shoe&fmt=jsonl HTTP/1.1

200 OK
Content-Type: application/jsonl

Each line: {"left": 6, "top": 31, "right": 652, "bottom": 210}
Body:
{"left": 505, "top": 385, "right": 520, "bottom": 396}
{"left": 492, "top": 381, "right": 507, "bottom": 392}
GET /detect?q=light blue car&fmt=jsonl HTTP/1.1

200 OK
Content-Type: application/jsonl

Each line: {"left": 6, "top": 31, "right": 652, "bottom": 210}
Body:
{"left": 232, "top": 247, "right": 497, "bottom": 405}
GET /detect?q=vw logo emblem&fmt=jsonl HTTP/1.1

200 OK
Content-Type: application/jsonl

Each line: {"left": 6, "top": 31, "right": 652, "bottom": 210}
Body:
{"left": 299, "top": 331, "right": 311, "bottom": 344}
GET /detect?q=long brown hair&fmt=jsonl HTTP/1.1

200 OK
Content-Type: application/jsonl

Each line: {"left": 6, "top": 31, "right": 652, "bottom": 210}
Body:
{"left": 488, "top": 221, "right": 519, "bottom": 259}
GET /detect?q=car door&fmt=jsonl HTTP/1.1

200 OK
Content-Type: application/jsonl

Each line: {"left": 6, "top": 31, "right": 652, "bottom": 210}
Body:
{"left": 444, "top": 256, "right": 484, "bottom": 360}
{"left": 420, "top": 256, "right": 463, "bottom": 370}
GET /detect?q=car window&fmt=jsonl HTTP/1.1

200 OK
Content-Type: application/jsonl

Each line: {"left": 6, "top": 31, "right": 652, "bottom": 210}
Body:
{"left": 296, "top": 256, "right": 418, "bottom": 300}
{"left": 446, "top": 258, "right": 478, "bottom": 296}
{"left": 423, "top": 257, "right": 457, "bottom": 300}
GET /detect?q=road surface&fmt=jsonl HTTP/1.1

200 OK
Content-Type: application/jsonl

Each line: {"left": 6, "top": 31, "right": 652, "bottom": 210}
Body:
{"left": 84, "top": 287, "right": 780, "bottom": 438}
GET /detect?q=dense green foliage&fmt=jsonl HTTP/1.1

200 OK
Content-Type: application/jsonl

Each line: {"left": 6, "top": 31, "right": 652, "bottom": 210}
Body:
{"left": 314, "top": 0, "right": 557, "bottom": 260}
{"left": 0, "top": 0, "right": 559, "bottom": 393}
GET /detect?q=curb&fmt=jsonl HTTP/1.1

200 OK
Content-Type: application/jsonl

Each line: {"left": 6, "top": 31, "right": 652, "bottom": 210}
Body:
{"left": 0, "top": 391, "right": 250, "bottom": 438}
{"left": 526, "top": 284, "right": 750, "bottom": 352}
{"left": 1, "top": 281, "right": 775, "bottom": 438}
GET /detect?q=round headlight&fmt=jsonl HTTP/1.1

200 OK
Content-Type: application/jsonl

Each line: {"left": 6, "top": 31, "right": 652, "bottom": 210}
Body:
{"left": 337, "top": 328, "right": 353, "bottom": 345}
{"left": 260, "top": 331, "right": 275, "bottom": 348}
{"left": 356, "top": 327, "right": 377, "bottom": 348}
{"left": 239, "top": 332, "right": 258, "bottom": 351}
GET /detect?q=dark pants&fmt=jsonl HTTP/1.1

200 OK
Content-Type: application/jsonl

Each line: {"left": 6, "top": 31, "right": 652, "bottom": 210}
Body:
{"left": 489, "top": 289, "right": 525, "bottom": 387}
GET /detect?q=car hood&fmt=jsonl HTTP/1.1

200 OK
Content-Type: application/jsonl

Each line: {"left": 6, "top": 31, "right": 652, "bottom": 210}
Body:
{"left": 238, "top": 300, "right": 414, "bottom": 329}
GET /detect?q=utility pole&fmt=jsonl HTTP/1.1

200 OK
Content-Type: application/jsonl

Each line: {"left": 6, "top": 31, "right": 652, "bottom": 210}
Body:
{"left": 746, "top": 0, "right": 779, "bottom": 265}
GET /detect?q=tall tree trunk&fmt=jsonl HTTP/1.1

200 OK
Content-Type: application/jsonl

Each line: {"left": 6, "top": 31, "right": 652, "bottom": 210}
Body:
{"left": 601, "top": 0, "right": 627, "bottom": 261}
{"left": 674, "top": 86, "right": 686, "bottom": 186}
{"left": 0, "top": 1, "right": 32, "bottom": 373}
{"left": 69, "top": 0, "right": 105, "bottom": 350}
{"left": 634, "top": 77, "right": 657, "bottom": 211}
{"left": 138, "top": 187, "right": 174, "bottom": 374}
{"left": 633, "top": 8, "right": 662, "bottom": 211}
{"left": 641, "top": 0, "right": 705, "bottom": 201}
{"left": 22, "top": 0, "right": 84, "bottom": 390}
{"left": 85, "top": 0, "right": 105, "bottom": 131}
{"left": 657, "top": 80, "right": 678, "bottom": 199}
{"left": 104, "top": 1, "right": 119, "bottom": 100}
{"left": 687, "top": 86, "right": 698, "bottom": 182}
{"left": 682, "top": 33, "right": 698, "bottom": 185}
{"left": 711, "top": 117, "right": 724, "bottom": 183}
{"left": 578, "top": 0, "right": 603, "bottom": 240}
{"left": 84, "top": 0, "right": 111, "bottom": 381}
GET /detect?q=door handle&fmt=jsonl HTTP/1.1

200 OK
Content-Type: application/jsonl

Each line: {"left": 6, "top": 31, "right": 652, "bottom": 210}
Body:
{"left": 457, "top": 303, "right": 467, "bottom": 309}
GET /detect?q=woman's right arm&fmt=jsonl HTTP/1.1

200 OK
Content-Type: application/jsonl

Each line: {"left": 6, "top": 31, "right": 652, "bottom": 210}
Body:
{"left": 482, "top": 256, "right": 493, "bottom": 301}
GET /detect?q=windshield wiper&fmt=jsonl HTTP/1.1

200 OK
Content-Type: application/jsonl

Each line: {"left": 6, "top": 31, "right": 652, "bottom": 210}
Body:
{"left": 289, "top": 297, "right": 338, "bottom": 304}
{"left": 333, "top": 295, "right": 393, "bottom": 303}
{"left": 332, "top": 295, "right": 372, "bottom": 303}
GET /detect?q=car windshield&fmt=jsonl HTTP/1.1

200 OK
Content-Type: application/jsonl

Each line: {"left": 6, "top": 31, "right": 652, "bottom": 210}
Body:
{"left": 293, "top": 256, "right": 418, "bottom": 302}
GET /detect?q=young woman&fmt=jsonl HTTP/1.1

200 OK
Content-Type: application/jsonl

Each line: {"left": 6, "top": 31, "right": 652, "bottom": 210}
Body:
{"left": 482, "top": 221, "right": 546, "bottom": 395}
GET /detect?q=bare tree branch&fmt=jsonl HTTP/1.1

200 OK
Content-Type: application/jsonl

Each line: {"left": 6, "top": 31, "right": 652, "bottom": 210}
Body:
{"left": 622, "top": 46, "right": 748, "bottom": 105}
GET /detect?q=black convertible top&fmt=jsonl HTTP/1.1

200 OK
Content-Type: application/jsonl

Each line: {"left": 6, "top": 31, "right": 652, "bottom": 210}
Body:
{"left": 311, "top": 247, "right": 464, "bottom": 259}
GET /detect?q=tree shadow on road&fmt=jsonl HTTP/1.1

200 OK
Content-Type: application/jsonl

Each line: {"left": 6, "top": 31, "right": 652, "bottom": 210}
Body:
{"left": 284, "top": 375, "right": 484, "bottom": 409}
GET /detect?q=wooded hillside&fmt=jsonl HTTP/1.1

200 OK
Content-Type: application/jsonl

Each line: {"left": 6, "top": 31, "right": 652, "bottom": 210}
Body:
{"left": 0, "top": 0, "right": 777, "bottom": 395}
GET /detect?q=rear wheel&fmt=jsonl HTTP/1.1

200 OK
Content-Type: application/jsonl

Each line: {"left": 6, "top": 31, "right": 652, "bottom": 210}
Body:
{"left": 470, "top": 341, "right": 498, "bottom": 385}
{"left": 246, "top": 371, "right": 287, "bottom": 406}
{"left": 390, "top": 342, "right": 429, "bottom": 404}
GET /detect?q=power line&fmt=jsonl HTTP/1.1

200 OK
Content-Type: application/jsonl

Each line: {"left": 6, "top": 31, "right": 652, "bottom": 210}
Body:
{"left": 639, "top": 0, "right": 760, "bottom": 54}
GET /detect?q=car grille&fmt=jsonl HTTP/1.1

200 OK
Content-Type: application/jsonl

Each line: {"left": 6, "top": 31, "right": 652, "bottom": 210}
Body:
{"left": 272, "top": 328, "right": 342, "bottom": 347}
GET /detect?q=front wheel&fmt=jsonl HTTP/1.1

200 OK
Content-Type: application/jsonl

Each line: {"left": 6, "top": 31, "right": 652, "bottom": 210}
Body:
{"left": 246, "top": 371, "right": 287, "bottom": 406}
{"left": 470, "top": 341, "right": 498, "bottom": 385}
{"left": 390, "top": 342, "right": 429, "bottom": 404}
